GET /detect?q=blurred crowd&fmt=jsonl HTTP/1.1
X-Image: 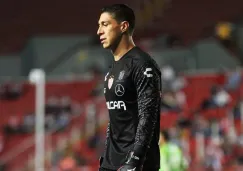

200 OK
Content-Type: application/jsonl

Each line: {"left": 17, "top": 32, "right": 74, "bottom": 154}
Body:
{"left": 3, "top": 95, "right": 82, "bottom": 136}
{"left": 0, "top": 64, "right": 243, "bottom": 171}
{"left": 0, "top": 90, "right": 83, "bottom": 171}
{"left": 159, "top": 65, "right": 243, "bottom": 171}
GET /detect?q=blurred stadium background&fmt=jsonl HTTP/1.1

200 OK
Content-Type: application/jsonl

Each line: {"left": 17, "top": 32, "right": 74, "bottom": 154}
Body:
{"left": 1, "top": 0, "right": 243, "bottom": 170}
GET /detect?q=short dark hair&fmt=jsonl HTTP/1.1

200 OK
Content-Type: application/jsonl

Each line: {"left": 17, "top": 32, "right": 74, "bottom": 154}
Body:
{"left": 101, "top": 4, "right": 135, "bottom": 35}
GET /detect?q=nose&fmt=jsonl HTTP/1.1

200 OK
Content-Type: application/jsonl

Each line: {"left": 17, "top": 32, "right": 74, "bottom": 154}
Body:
{"left": 97, "top": 27, "right": 103, "bottom": 36}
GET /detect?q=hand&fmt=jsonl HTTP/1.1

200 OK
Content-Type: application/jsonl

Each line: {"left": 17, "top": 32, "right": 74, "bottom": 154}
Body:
{"left": 118, "top": 152, "right": 144, "bottom": 171}
{"left": 118, "top": 165, "right": 140, "bottom": 171}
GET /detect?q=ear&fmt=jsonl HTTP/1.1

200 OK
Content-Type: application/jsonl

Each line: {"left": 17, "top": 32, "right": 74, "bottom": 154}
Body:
{"left": 120, "top": 21, "right": 129, "bottom": 33}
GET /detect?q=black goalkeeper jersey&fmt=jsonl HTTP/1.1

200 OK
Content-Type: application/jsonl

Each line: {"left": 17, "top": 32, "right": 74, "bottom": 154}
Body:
{"left": 101, "top": 46, "right": 161, "bottom": 170}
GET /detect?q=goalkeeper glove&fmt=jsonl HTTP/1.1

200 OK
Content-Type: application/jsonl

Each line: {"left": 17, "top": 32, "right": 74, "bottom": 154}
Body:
{"left": 118, "top": 150, "right": 146, "bottom": 171}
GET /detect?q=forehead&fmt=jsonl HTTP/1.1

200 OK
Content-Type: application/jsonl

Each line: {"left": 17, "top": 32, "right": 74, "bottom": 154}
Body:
{"left": 98, "top": 12, "right": 117, "bottom": 24}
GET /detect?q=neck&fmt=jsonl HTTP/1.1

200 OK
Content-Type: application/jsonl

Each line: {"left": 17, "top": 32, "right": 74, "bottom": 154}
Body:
{"left": 112, "top": 35, "right": 135, "bottom": 61}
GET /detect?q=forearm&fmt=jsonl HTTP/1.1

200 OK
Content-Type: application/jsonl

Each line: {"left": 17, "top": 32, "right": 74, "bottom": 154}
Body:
{"left": 133, "top": 91, "right": 161, "bottom": 157}
{"left": 103, "top": 122, "right": 110, "bottom": 155}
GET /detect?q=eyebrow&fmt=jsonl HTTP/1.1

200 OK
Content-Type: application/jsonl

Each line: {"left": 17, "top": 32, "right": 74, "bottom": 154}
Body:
{"left": 98, "top": 21, "right": 110, "bottom": 25}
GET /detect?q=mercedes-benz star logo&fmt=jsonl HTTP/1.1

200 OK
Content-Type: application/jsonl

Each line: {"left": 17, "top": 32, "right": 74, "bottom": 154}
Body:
{"left": 115, "top": 84, "right": 125, "bottom": 96}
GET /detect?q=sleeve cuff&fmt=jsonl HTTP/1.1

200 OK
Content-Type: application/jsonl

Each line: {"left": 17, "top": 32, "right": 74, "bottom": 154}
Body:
{"left": 133, "top": 144, "right": 148, "bottom": 159}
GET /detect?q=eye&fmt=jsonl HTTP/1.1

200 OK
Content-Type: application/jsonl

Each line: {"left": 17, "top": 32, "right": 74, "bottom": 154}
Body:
{"left": 103, "top": 23, "right": 108, "bottom": 27}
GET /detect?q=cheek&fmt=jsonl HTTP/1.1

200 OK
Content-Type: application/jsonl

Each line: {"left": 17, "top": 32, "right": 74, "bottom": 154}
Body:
{"left": 107, "top": 30, "right": 120, "bottom": 42}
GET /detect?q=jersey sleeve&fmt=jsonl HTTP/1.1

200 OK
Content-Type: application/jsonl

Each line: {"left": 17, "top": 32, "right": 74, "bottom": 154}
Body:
{"left": 103, "top": 122, "right": 110, "bottom": 156}
{"left": 132, "top": 61, "right": 161, "bottom": 157}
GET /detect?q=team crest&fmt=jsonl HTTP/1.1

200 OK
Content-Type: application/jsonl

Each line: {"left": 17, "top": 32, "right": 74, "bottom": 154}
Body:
{"left": 108, "top": 76, "right": 114, "bottom": 89}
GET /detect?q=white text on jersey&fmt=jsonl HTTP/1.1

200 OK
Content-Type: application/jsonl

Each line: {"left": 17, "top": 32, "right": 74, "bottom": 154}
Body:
{"left": 106, "top": 101, "right": 127, "bottom": 110}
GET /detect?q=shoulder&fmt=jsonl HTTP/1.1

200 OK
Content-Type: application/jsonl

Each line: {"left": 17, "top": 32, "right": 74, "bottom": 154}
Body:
{"left": 130, "top": 47, "right": 161, "bottom": 74}
{"left": 131, "top": 47, "right": 154, "bottom": 64}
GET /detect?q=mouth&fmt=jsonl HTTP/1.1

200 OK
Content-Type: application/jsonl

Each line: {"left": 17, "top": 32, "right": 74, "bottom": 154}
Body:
{"left": 100, "top": 38, "right": 106, "bottom": 43}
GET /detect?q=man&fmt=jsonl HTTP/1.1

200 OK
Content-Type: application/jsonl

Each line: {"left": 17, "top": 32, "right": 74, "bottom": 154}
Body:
{"left": 159, "top": 130, "right": 188, "bottom": 171}
{"left": 97, "top": 4, "right": 162, "bottom": 171}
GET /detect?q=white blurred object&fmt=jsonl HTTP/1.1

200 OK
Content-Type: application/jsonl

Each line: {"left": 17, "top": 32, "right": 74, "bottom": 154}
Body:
{"left": 161, "top": 65, "right": 175, "bottom": 81}
{"left": 172, "top": 77, "right": 187, "bottom": 91}
{"left": 213, "top": 89, "right": 231, "bottom": 107}
{"left": 28, "top": 69, "right": 45, "bottom": 84}
{"left": 29, "top": 69, "right": 46, "bottom": 171}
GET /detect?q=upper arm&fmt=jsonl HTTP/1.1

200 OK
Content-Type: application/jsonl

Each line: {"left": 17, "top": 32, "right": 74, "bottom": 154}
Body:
{"left": 133, "top": 61, "right": 161, "bottom": 102}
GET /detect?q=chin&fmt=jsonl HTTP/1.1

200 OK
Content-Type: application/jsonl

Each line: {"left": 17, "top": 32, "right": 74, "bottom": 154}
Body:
{"left": 102, "top": 45, "right": 108, "bottom": 49}
{"left": 102, "top": 43, "right": 111, "bottom": 49}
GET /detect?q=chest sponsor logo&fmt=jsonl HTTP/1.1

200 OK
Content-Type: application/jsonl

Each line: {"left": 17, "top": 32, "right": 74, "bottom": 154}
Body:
{"left": 115, "top": 84, "right": 125, "bottom": 96}
{"left": 106, "top": 101, "right": 126, "bottom": 110}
